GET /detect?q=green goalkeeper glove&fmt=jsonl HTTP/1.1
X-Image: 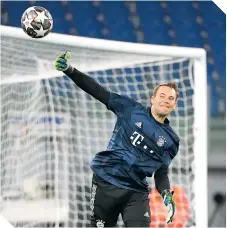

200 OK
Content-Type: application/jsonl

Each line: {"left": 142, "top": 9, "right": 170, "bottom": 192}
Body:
{"left": 162, "top": 190, "right": 176, "bottom": 223}
{"left": 54, "top": 51, "right": 71, "bottom": 72}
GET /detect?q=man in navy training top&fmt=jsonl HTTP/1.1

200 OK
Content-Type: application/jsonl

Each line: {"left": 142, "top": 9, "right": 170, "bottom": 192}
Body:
{"left": 54, "top": 52, "right": 179, "bottom": 227}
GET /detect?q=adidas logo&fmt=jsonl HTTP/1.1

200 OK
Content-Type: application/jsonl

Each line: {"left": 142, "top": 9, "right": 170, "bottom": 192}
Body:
{"left": 135, "top": 122, "right": 142, "bottom": 128}
{"left": 144, "top": 212, "right": 150, "bottom": 217}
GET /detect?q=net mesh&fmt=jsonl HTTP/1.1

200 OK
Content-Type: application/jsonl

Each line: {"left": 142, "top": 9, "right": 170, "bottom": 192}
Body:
{"left": 1, "top": 29, "right": 195, "bottom": 228}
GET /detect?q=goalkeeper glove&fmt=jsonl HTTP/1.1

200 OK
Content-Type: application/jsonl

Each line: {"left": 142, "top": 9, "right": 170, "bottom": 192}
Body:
{"left": 162, "top": 190, "right": 176, "bottom": 223}
{"left": 54, "top": 51, "right": 72, "bottom": 72}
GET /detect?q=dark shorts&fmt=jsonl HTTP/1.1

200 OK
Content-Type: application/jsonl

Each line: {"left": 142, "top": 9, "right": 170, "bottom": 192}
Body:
{"left": 90, "top": 174, "right": 150, "bottom": 227}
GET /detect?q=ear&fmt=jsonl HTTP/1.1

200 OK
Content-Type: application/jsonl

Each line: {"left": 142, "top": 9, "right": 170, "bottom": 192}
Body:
{"left": 151, "top": 96, "right": 155, "bottom": 105}
{"left": 173, "top": 101, "right": 177, "bottom": 110}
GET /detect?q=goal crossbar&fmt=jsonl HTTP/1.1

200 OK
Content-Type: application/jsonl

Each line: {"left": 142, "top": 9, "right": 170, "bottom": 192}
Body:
{"left": 1, "top": 25, "right": 205, "bottom": 59}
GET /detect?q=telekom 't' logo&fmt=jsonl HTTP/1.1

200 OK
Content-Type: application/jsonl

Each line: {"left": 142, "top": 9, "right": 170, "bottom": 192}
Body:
{"left": 130, "top": 131, "right": 144, "bottom": 146}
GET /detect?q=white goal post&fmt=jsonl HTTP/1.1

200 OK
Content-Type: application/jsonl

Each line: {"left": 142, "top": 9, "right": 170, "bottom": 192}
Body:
{"left": 0, "top": 215, "right": 14, "bottom": 228}
{"left": 1, "top": 25, "right": 207, "bottom": 228}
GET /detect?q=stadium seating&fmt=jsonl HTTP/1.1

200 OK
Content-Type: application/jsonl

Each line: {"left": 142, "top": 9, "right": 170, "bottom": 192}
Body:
{"left": 1, "top": 1, "right": 225, "bottom": 116}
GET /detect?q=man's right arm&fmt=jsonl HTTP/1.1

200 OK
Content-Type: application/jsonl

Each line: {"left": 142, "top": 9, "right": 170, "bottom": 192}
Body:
{"left": 64, "top": 66, "right": 110, "bottom": 106}
{"left": 54, "top": 51, "right": 110, "bottom": 106}
{"left": 54, "top": 51, "right": 140, "bottom": 116}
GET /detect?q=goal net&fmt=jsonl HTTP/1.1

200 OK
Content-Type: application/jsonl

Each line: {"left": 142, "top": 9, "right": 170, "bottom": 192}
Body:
{"left": 0, "top": 25, "right": 207, "bottom": 228}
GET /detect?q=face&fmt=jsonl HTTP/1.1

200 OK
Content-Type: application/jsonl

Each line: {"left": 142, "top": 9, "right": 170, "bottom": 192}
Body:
{"left": 151, "top": 86, "right": 177, "bottom": 116}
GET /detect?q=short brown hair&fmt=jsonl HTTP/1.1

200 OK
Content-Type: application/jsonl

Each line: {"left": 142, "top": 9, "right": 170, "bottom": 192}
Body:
{"left": 153, "top": 83, "right": 179, "bottom": 100}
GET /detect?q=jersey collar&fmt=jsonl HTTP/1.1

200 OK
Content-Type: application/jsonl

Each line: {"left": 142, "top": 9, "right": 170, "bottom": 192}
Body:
{"left": 146, "top": 106, "right": 170, "bottom": 125}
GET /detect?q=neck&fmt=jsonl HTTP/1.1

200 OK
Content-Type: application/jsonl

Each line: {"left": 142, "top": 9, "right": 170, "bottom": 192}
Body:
{"left": 151, "top": 106, "right": 167, "bottom": 124}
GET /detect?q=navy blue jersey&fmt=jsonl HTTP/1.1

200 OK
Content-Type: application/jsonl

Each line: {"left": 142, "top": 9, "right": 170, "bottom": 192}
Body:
{"left": 90, "top": 92, "right": 180, "bottom": 192}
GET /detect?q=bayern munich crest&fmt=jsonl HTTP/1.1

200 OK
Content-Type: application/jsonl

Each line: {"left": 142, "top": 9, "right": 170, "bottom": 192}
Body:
{"left": 157, "top": 136, "right": 166, "bottom": 147}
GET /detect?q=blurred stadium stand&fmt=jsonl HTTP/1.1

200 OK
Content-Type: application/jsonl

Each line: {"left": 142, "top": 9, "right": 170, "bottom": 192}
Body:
{"left": 1, "top": 1, "right": 226, "bottom": 117}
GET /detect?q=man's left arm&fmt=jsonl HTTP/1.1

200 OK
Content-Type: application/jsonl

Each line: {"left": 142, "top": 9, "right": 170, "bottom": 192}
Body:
{"left": 154, "top": 164, "right": 176, "bottom": 223}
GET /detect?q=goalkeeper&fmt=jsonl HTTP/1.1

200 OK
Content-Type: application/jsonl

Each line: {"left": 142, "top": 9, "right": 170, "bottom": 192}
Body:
{"left": 54, "top": 52, "right": 179, "bottom": 227}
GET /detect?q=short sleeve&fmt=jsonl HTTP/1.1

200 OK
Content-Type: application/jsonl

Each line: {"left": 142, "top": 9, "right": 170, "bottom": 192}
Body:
{"left": 163, "top": 152, "right": 172, "bottom": 166}
{"left": 163, "top": 143, "right": 179, "bottom": 166}
{"left": 107, "top": 92, "right": 140, "bottom": 117}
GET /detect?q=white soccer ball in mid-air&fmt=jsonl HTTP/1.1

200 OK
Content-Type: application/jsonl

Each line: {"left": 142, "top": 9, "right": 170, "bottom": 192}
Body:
{"left": 21, "top": 6, "right": 53, "bottom": 38}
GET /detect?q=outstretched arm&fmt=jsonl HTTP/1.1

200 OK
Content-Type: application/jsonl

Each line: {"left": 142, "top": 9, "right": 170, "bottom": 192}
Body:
{"left": 54, "top": 51, "right": 140, "bottom": 117}
{"left": 54, "top": 51, "right": 110, "bottom": 106}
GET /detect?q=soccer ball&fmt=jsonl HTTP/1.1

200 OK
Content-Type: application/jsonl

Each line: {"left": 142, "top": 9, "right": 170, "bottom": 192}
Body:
{"left": 21, "top": 6, "right": 53, "bottom": 38}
